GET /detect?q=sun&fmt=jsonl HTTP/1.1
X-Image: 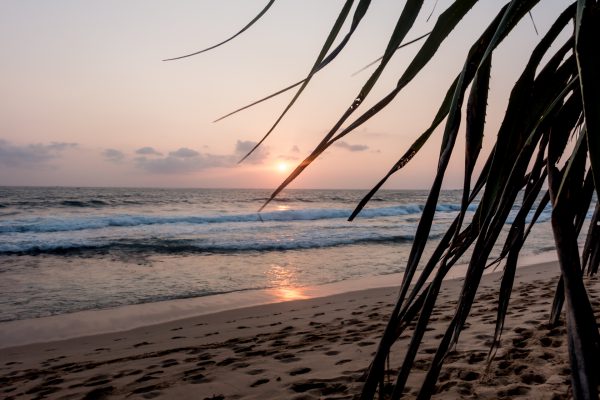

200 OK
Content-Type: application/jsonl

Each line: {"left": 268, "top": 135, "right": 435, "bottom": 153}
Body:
{"left": 276, "top": 161, "right": 290, "bottom": 173}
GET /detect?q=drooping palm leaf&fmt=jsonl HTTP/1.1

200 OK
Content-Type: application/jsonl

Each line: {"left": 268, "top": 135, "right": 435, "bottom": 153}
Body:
{"left": 237, "top": 0, "right": 362, "bottom": 162}
{"left": 258, "top": 0, "right": 483, "bottom": 212}
{"left": 582, "top": 202, "right": 600, "bottom": 275}
{"left": 575, "top": 0, "right": 600, "bottom": 200}
{"left": 548, "top": 125, "right": 599, "bottom": 399}
{"left": 163, "top": 0, "right": 276, "bottom": 61}
{"left": 351, "top": 31, "right": 431, "bottom": 77}
{"left": 217, "top": 31, "right": 430, "bottom": 124}
{"left": 185, "top": 0, "right": 599, "bottom": 398}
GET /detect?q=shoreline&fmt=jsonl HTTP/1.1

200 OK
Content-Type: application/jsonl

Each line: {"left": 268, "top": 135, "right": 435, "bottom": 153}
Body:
{"left": 2, "top": 257, "right": 596, "bottom": 399}
{"left": 0, "top": 252, "right": 559, "bottom": 350}
{"left": 0, "top": 251, "right": 559, "bottom": 350}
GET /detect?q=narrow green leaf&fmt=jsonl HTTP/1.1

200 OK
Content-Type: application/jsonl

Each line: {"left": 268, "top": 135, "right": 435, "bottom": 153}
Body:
{"left": 582, "top": 202, "right": 600, "bottom": 275}
{"left": 488, "top": 168, "right": 546, "bottom": 361}
{"left": 213, "top": 78, "right": 306, "bottom": 123}
{"left": 163, "top": 0, "right": 276, "bottom": 61}
{"left": 547, "top": 138, "right": 600, "bottom": 399}
{"left": 264, "top": 0, "right": 485, "bottom": 213}
{"left": 347, "top": 77, "right": 458, "bottom": 221}
{"left": 455, "top": 54, "right": 491, "bottom": 239}
{"left": 575, "top": 0, "right": 600, "bottom": 200}
{"left": 472, "top": 4, "right": 575, "bottom": 232}
{"left": 350, "top": 31, "right": 430, "bottom": 77}
{"left": 477, "top": 0, "right": 541, "bottom": 71}
{"left": 414, "top": 13, "right": 579, "bottom": 396}
{"left": 238, "top": 0, "right": 360, "bottom": 162}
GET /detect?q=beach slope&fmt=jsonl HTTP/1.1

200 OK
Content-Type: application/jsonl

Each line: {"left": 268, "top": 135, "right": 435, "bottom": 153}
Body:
{"left": 2, "top": 261, "right": 598, "bottom": 399}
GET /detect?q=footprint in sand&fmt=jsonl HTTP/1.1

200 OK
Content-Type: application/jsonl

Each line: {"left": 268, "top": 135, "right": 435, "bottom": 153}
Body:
{"left": 250, "top": 378, "right": 270, "bottom": 387}
{"left": 497, "top": 385, "right": 530, "bottom": 397}
{"left": 335, "top": 359, "right": 352, "bottom": 365}
{"left": 114, "top": 369, "right": 143, "bottom": 378}
{"left": 83, "top": 375, "right": 112, "bottom": 387}
{"left": 520, "top": 372, "right": 546, "bottom": 384}
{"left": 184, "top": 373, "right": 209, "bottom": 384}
{"left": 83, "top": 386, "right": 114, "bottom": 400}
{"left": 289, "top": 367, "right": 311, "bottom": 376}
{"left": 131, "top": 384, "right": 165, "bottom": 394}
{"left": 135, "top": 371, "right": 163, "bottom": 383}
{"left": 274, "top": 353, "right": 301, "bottom": 363}
{"left": 458, "top": 370, "right": 480, "bottom": 382}
{"left": 246, "top": 369, "right": 265, "bottom": 376}
{"left": 216, "top": 357, "right": 238, "bottom": 367}
{"left": 231, "top": 362, "right": 250, "bottom": 370}
{"left": 160, "top": 359, "right": 179, "bottom": 368}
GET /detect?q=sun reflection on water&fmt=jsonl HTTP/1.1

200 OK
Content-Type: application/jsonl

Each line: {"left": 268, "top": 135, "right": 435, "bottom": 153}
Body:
{"left": 274, "top": 287, "right": 308, "bottom": 301}
{"left": 267, "top": 263, "right": 307, "bottom": 301}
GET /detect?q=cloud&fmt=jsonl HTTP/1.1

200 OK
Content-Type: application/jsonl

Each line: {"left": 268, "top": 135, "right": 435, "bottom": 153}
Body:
{"left": 134, "top": 141, "right": 269, "bottom": 174}
{"left": 278, "top": 154, "right": 299, "bottom": 161}
{"left": 291, "top": 145, "right": 300, "bottom": 153}
{"left": 135, "top": 146, "right": 162, "bottom": 156}
{"left": 333, "top": 141, "right": 369, "bottom": 152}
{"left": 135, "top": 152, "right": 230, "bottom": 174}
{"left": 103, "top": 148, "right": 125, "bottom": 163}
{"left": 0, "top": 139, "right": 77, "bottom": 168}
{"left": 170, "top": 147, "right": 199, "bottom": 158}
{"left": 46, "top": 142, "right": 78, "bottom": 151}
{"left": 234, "top": 140, "right": 269, "bottom": 164}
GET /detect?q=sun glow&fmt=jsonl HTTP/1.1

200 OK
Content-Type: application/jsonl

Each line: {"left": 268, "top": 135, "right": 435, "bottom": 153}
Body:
{"left": 276, "top": 161, "right": 290, "bottom": 174}
{"left": 274, "top": 287, "right": 308, "bottom": 301}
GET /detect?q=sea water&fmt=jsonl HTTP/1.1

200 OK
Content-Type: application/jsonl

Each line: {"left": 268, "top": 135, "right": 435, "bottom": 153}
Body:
{"left": 0, "top": 186, "right": 581, "bottom": 322}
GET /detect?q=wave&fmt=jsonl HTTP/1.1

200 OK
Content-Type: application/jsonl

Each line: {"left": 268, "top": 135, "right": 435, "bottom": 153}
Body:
{"left": 251, "top": 197, "right": 316, "bottom": 203}
{"left": 1, "top": 198, "right": 146, "bottom": 210}
{"left": 60, "top": 199, "right": 110, "bottom": 207}
{"left": 0, "top": 203, "right": 476, "bottom": 234}
{"left": 0, "top": 233, "right": 419, "bottom": 255}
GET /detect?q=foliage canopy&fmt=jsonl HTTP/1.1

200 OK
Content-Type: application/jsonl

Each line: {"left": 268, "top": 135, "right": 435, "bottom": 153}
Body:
{"left": 170, "top": 0, "right": 600, "bottom": 398}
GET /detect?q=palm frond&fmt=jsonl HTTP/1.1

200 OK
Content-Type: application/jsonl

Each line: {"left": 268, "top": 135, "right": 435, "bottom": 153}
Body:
{"left": 575, "top": 0, "right": 600, "bottom": 200}
{"left": 187, "top": 0, "right": 600, "bottom": 397}
{"left": 163, "top": 0, "right": 276, "bottom": 61}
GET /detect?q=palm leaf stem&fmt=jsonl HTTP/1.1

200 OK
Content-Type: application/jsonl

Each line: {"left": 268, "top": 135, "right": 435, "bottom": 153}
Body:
{"left": 163, "top": 0, "right": 276, "bottom": 61}
{"left": 548, "top": 142, "right": 599, "bottom": 399}
{"left": 238, "top": 0, "right": 361, "bottom": 162}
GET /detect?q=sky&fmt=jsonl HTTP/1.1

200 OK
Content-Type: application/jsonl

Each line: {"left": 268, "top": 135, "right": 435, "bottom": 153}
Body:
{"left": 0, "top": 0, "right": 572, "bottom": 189}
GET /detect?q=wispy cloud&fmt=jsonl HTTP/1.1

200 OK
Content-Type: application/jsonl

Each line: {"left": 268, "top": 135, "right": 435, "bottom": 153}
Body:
{"left": 134, "top": 141, "right": 269, "bottom": 174}
{"left": 135, "top": 146, "right": 162, "bottom": 156}
{"left": 169, "top": 147, "right": 199, "bottom": 158}
{"left": 234, "top": 140, "right": 269, "bottom": 164}
{"left": 103, "top": 148, "right": 126, "bottom": 163}
{"left": 333, "top": 141, "right": 369, "bottom": 152}
{"left": 278, "top": 154, "right": 299, "bottom": 161}
{"left": 0, "top": 139, "right": 77, "bottom": 168}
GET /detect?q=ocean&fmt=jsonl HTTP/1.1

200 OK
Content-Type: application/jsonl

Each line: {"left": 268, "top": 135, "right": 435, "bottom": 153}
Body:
{"left": 0, "top": 186, "right": 573, "bottom": 323}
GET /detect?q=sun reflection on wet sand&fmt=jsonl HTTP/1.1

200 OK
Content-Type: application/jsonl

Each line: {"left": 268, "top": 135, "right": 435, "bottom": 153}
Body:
{"left": 267, "top": 263, "right": 307, "bottom": 301}
{"left": 273, "top": 287, "right": 308, "bottom": 301}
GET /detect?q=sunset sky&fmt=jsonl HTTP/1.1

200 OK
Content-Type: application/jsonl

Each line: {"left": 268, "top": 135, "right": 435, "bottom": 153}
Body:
{"left": 1, "top": 0, "right": 571, "bottom": 189}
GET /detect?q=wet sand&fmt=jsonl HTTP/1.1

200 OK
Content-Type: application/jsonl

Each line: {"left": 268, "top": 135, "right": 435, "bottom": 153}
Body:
{"left": 1, "top": 260, "right": 598, "bottom": 399}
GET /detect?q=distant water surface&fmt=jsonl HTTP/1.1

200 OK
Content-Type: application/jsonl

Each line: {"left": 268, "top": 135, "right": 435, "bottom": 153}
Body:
{"left": 0, "top": 187, "right": 577, "bottom": 322}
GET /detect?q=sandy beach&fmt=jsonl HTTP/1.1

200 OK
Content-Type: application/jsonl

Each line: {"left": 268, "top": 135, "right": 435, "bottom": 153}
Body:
{"left": 1, "top": 260, "right": 598, "bottom": 399}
